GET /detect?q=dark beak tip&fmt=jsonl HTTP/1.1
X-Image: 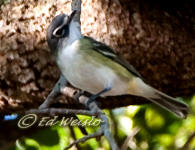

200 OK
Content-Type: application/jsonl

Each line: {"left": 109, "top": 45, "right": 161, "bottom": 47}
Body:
{"left": 72, "top": 10, "right": 77, "bottom": 13}
{"left": 71, "top": 10, "right": 77, "bottom": 17}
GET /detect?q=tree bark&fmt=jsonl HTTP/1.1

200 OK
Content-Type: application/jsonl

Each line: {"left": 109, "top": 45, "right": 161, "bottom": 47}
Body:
{"left": 0, "top": 0, "right": 194, "bottom": 114}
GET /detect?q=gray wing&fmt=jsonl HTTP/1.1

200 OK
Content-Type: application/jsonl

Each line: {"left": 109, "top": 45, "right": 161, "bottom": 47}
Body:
{"left": 84, "top": 36, "right": 143, "bottom": 79}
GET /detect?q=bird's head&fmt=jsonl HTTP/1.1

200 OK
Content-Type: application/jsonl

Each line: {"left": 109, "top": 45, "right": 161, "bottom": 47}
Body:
{"left": 46, "top": 10, "right": 77, "bottom": 53}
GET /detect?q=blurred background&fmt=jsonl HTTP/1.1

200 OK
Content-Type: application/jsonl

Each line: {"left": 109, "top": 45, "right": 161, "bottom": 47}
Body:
{"left": 0, "top": 0, "right": 195, "bottom": 149}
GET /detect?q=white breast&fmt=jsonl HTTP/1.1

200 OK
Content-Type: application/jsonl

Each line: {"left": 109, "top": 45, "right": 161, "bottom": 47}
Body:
{"left": 57, "top": 40, "right": 129, "bottom": 97}
{"left": 57, "top": 40, "right": 81, "bottom": 82}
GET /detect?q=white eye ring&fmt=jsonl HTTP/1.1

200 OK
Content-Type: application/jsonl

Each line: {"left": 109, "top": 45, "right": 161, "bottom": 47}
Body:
{"left": 52, "top": 16, "right": 69, "bottom": 38}
{"left": 53, "top": 27, "right": 65, "bottom": 38}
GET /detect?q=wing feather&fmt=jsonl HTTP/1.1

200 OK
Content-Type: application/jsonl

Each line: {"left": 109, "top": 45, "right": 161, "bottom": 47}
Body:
{"left": 84, "top": 36, "right": 142, "bottom": 79}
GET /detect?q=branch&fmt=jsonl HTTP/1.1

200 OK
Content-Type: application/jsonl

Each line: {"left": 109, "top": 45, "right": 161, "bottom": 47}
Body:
{"left": 28, "top": 95, "right": 120, "bottom": 149}
{"left": 65, "top": 130, "right": 103, "bottom": 150}
{"left": 179, "top": 132, "right": 195, "bottom": 150}
{"left": 27, "top": 108, "right": 97, "bottom": 116}
{"left": 71, "top": 0, "right": 81, "bottom": 24}
{"left": 121, "top": 127, "right": 140, "bottom": 150}
{"left": 39, "top": 75, "right": 67, "bottom": 109}
{"left": 63, "top": 100, "right": 119, "bottom": 150}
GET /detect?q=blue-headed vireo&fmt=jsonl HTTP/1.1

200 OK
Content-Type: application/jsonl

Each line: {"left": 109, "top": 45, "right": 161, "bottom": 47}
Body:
{"left": 46, "top": 11, "right": 189, "bottom": 118}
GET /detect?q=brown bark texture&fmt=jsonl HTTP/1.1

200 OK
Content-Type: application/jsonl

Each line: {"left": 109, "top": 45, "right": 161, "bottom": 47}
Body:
{"left": 0, "top": 0, "right": 194, "bottom": 114}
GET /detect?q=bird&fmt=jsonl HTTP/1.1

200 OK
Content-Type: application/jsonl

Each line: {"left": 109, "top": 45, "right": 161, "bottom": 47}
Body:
{"left": 46, "top": 10, "right": 189, "bottom": 119}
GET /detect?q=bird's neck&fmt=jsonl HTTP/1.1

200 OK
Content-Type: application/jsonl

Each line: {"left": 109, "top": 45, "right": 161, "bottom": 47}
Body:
{"left": 68, "top": 21, "right": 82, "bottom": 44}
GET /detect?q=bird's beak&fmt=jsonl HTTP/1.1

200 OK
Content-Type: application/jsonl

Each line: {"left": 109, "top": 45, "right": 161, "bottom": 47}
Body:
{"left": 68, "top": 10, "right": 77, "bottom": 23}
{"left": 52, "top": 10, "right": 77, "bottom": 37}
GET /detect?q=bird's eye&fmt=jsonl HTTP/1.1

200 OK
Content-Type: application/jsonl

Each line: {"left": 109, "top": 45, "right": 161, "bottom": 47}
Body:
{"left": 53, "top": 26, "right": 65, "bottom": 38}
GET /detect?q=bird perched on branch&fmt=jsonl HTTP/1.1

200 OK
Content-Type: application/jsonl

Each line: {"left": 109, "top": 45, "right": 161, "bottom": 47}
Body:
{"left": 46, "top": 11, "right": 189, "bottom": 118}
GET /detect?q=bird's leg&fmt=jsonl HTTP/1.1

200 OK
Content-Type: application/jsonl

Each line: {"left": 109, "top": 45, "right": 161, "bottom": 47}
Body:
{"left": 86, "top": 86, "right": 111, "bottom": 109}
{"left": 73, "top": 90, "right": 85, "bottom": 103}
{"left": 74, "top": 90, "right": 92, "bottom": 104}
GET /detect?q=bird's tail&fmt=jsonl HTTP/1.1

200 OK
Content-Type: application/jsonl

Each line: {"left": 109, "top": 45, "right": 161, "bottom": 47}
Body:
{"left": 146, "top": 88, "right": 189, "bottom": 119}
{"left": 127, "top": 78, "right": 189, "bottom": 118}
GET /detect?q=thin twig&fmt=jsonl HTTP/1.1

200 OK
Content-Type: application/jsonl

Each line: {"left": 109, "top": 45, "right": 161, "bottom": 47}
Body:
{"left": 121, "top": 127, "right": 140, "bottom": 150}
{"left": 68, "top": 126, "right": 81, "bottom": 150}
{"left": 27, "top": 108, "right": 97, "bottom": 116}
{"left": 64, "top": 130, "right": 103, "bottom": 150}
{"left": 71, "top": 0, "right": 81, "bottom": 24}
{"left": 109, "top": 110, "right": 119, "bottom": 144}
{"left": 179, "top": 132, "right": 195, "bottom": 150}
{"left": 64, "top": 101, "right": 119, "bottom": 150}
